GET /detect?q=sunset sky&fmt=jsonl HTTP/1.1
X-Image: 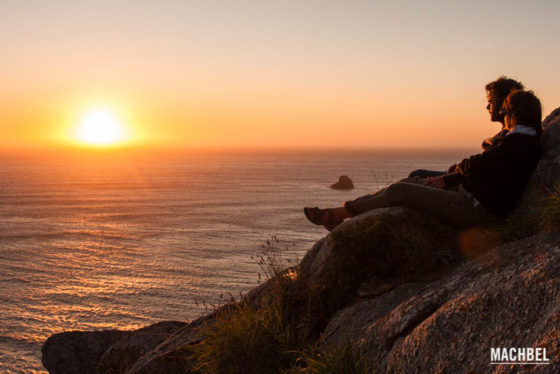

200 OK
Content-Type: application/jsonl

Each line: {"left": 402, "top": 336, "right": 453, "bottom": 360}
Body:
{"left": 1, "top": 0, "right": 559, "bottom": 150}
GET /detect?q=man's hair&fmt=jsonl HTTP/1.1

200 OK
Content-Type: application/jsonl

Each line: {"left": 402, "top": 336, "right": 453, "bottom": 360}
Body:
{"left": 503, "top": 90, "right": 542, "bottom": 135}
{"left": 485, "top": 76, "right": 525, "bottom": 103}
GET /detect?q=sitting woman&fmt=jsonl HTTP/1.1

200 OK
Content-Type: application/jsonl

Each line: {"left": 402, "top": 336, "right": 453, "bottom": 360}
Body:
{"left": 304, "top": 90, "right": 543, "bottom": 230}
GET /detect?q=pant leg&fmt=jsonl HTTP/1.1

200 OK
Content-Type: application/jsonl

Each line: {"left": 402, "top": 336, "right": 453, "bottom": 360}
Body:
{"left": 344, "top": 182, "right": 487, "bottom": 228}
{"left": 344, "top": 177, "right": 426, "bottom": 210}
{"left": 399, "top": 176, "right": 428, "bottom": 185}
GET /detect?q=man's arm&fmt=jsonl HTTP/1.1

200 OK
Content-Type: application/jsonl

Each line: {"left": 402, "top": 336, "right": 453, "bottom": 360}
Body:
{"left": 454, "top": 135, "right": 522, "bottom": 178}
{"left": 424, "top": 175, "right": 447, "bottom": 189}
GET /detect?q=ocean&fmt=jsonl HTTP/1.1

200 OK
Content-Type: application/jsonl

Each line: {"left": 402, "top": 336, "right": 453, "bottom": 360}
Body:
{"left": 0, "top": 148, "right": 472, "bottom": 373}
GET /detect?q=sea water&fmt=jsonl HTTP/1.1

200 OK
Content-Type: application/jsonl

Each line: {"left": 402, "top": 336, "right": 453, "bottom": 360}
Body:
{"left": 0, "top": 148, "right": 472, "bottom": 373}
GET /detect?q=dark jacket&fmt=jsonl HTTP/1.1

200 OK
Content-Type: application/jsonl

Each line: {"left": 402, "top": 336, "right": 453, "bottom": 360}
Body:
{"left": 446, "top": 129, "right": 509, "bottom": 174}
{"left": 481, "top": 129, "right": 509, "bottom": 151}
{"left": 443, "top": 131, "right": 541, "bottom": 217}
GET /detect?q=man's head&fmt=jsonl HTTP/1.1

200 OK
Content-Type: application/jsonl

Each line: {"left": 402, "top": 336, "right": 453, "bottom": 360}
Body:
{"left": 485, "top": 77, "right": 524, "bottom": 123}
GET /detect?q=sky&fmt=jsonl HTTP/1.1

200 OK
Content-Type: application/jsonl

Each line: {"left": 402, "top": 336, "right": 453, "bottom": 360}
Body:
{"left": 1, "top": 0, "right": 559, "bottom": 150}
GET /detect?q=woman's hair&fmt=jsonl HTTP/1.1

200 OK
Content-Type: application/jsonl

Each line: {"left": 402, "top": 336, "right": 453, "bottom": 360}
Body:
{"left": 502, "top": 90, "right": 542, "bottom": 135}
{"left": 485, "top": 76, "right": 524, "bottom": 103}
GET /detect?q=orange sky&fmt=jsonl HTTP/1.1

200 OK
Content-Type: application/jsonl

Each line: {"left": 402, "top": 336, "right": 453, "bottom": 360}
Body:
{"left": 1, "top": 1, "right": 559, "bottom": 150}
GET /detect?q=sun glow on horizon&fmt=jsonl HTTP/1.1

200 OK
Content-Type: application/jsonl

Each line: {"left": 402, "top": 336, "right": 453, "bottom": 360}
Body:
{"left": 75, "top": 109, "right": 128, "bottom": 146}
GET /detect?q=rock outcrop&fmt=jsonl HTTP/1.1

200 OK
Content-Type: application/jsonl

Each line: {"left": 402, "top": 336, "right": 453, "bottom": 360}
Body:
{"left": 330, "top": 175, "right": 354, "bottom": 190}
{"left": 520, "top": 107, "right": 560, "bottom": 207}
{"left": 42, "top": 321, "right": 190, "bottom": 374}
{"left": 42, "top": 329, "right": 127, "bottom": 374}
{"left": 323, "top": 233, "right": 560, "bottom": 373}
{"left": 42, "top": 109, "right": 560, "bottom": 373}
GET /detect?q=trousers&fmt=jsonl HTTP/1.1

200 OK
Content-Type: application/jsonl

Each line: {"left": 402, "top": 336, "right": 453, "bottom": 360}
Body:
{"left": 344, "top": 178, "right": 489, "bottom": 228}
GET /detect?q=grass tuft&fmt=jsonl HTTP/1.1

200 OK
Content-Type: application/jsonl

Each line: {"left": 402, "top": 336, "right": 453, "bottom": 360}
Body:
{"left": 539, "top": 183, "right": 560, "bottom": 231}
{"left": 191, "top": 300, "right": 298, "bottom": 374}
{"left": 493, "top": 183, "right": 560, "bottom": 242}
{"left": 190, "top": 237, "right": 303, "bottom": 374}
{"left": 493, "top": 209, "right": 540, "bottom": 243}
{"left": 282, "top": 344, "right": 374, "bottom": 374}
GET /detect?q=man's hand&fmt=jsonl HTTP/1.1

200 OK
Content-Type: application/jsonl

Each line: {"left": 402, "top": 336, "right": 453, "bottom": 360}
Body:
{"left": 424, "top": 175, "right": 446, "bottom": 189}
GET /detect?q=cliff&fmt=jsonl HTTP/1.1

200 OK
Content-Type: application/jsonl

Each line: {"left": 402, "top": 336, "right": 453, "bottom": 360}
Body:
{"left": 42, "top": 109, "right": 560, "bottom": 373}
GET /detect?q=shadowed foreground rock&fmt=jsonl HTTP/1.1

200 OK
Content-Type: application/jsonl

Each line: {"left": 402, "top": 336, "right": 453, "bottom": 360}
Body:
{"left": 42, "top": 321, "right": 190, "bottom": 374}
{"left": 323, "top": 233, "right": 560, "bottom": 373}
{"left": 42, "top": 110, "right": 560, "bottom": 373}
{"left": 42, "top": 329, "right": 126, "bottom": 374}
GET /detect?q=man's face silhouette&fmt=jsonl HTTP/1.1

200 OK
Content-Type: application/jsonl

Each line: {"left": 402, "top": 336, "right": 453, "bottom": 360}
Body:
{"left": 486, "top": 90, "right": 503, "bottom": 123}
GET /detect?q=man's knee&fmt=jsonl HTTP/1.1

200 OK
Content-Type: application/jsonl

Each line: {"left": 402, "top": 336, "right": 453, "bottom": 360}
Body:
{"left": 408, "top": 169, "right": 446, "bottom": 178}
{"left": 408, "top": 169, "right": 426, "bottom": 178}
{"left": 385, "top": 182, "right": 407, "bottom": 202}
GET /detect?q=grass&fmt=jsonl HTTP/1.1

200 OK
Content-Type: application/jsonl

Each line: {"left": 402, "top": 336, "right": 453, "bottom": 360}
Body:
{"left": 190, "top": 300, "right": 375, "bottom": 374}
{"left": 493, "top": 209, "right": 540, "bottom": 243}
{"left": 189, "top": 233, "right": 381, "bottom": 373}
{"left": 539, "top": 183, "right": 560, "bottom": 231}
{"left": 190, "top": 237, "right": 304, "bottom": 374}
{"left": 491, "top": 183, "right": 560, "bottom": 243}
{"left": 283, "top": 344, "right": 374, "bottom": 374}
{"left": 190, "top": 300, "right": 299, "bottom": 374}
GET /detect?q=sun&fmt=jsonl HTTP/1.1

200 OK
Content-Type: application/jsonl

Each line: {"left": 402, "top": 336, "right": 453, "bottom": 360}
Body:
{"left": 75, "top": 109, "right": 127, "bottom": 146}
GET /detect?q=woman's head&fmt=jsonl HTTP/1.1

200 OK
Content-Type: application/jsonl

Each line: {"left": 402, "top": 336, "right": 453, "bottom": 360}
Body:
{"left": 501, "top": 90, "right": 542, "bottom": 134}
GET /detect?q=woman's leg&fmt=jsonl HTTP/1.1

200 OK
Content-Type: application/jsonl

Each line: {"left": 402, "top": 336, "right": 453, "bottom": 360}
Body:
{"left": 344, "top": 182, "right": 486, "bottom": 228}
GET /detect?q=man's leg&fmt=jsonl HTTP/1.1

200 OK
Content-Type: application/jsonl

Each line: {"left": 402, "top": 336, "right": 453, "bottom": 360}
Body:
{"left": 344, "top": 177, "right": 426, "bottom": 209}
{"left": 344, "top": 182, "right": 486, "bottom": 228}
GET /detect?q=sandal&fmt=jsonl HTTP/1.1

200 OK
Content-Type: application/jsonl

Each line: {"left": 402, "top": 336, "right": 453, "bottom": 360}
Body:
{"left": 303, "top": 207, "right": 340, "bottom": 232}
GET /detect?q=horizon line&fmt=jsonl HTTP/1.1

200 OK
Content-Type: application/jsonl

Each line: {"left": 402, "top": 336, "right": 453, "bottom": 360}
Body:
{"left": 0, "top": 144, "right": 479, "bottom": 154}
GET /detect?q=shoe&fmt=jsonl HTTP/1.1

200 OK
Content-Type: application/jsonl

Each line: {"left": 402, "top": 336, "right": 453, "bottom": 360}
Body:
{"left": 303, "top": 207, "right": 339, "bottom": 231}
